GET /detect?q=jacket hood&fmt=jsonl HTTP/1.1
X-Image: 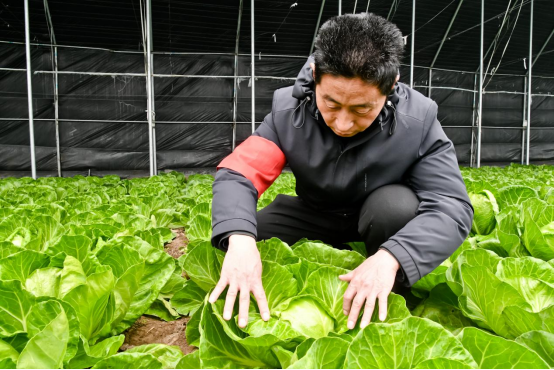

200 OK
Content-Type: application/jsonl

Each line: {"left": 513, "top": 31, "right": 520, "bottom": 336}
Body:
{"left": 292, "top": 55, "right": 316, "bottom": 102}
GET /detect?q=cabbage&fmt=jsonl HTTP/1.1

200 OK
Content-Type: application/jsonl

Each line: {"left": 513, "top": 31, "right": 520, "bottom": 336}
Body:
{"left": 280, "top": 297, "right": 335, "bottom": 339}
{"left": 540, "top": 222, "right": 554, "bottom": 251}
{"left": 469, "top": 190, "right": 498, "bottom": 235}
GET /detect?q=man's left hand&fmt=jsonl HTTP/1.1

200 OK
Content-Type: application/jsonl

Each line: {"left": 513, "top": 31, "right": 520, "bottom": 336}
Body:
{"left": 339, "top": 249, "right": 400, "bottom": 330}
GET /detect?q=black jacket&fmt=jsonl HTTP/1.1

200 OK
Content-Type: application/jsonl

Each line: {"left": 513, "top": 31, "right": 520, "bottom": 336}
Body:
{"left": 211, "top": 55, "right": 473, "bottom": 286}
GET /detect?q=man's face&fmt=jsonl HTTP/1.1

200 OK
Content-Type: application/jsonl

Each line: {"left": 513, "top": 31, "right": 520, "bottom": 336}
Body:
{"left": 311, "top": 63, "right": 390, "bottom": 138}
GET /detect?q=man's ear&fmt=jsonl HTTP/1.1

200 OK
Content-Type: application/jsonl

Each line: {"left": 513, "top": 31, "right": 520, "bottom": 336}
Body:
{"left": 392, "top": 74, "right": 400, "bottom": 89}
{"left": 310, "top": 62, "right": 316, "bottom": 80}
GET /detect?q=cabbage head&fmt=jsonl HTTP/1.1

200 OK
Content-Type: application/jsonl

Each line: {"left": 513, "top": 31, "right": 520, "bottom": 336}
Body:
{"left": 540, "top": 222, "right": 554, "bottom": 252}
{"left": 469, "top": 190, "right": 498, "bottom": 235}
{"left": 280, "top": 297, "right": 334, "bottom": 339}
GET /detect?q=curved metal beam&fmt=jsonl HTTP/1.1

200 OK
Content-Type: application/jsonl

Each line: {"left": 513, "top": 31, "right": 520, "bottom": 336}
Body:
{"left": 387, "top": 0, "right": 397, "bottom": 20}
{"left": 310, "top": 0, "right": 326, "bottom": 55}
{"left": 530, "top": 25, "right": 554, "bottom": 72}
{"left": 430, "top": 0, "right": 464, "bottom": 69}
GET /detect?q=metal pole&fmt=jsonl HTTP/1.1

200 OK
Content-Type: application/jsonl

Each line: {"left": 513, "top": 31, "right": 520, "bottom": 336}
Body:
{"left": 428, "top": 69, "right": 432, "bottom": 98}
{"left": 233, "top": 0, "right": 244, "bottom": 151}
{"left": 353, "top": 0, "right": 358, "bottom": 13}
{"left": 54, "top": 46, "right": 61, "bottom": 177}
{"left": 339, "top": 0, "right": 341, "bottom": 15}
{"left": 24, "top": 0, "right": 37, "bottom": 179}
{"left": 470, "top": 74, "right": 477, "bottom": 167}
{"left": 526, "top": 0, "right": 533, "bottom": 166}
{"left": 251, "top": 0, "right": 255, "bottom": 134}
{"left": 151, "top": 52, "right": 157, "bottom": 173}
{"left": 430, "top": 0, "right": 464, "bottom": 69}
{"left": 310, "top": 0, "right": 326, "bottom": 55}
{"left": 146, "top": 0, "right": 155, "bottom": 176}
{"left": 522, "top": 76, "right": 527, "bottom": 164}
{"left": 410, "top": 0, "right": 415, "bottom": 88}
{"left": 477, "top": 0, "right": 484, "bottom": 168}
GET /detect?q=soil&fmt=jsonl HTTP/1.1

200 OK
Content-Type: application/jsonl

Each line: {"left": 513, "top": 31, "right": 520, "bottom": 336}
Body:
{"left": 164, "top": 228, "right": 188, "bottom": 259}
{"left": 122, "top": 227, "right": 197, "bottom": 355}
{"left": 120, "top": 316, "right": 196, "bottom": 355}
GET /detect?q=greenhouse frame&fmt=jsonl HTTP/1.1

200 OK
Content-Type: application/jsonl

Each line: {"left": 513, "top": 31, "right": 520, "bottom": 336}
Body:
{"left": 1, "top": 0, "right": 553, "bottom": 178}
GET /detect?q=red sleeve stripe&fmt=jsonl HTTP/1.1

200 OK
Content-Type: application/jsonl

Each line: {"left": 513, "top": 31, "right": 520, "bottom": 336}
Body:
{"left": 217, "top": 136, "right": 286, "bottom": 198}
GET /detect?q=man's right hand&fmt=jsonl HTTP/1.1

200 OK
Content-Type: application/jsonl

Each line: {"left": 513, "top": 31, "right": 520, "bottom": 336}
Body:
{"left": 208, "top": 234, "right": 270, "bottom": 328}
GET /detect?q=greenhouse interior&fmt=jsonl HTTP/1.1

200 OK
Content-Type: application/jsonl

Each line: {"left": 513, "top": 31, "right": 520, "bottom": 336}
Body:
{"left": 1, "top": 1, "right": 554, "bottom": 370}
{"left": 1, "top": 0, "right": 553, "bottom": 178}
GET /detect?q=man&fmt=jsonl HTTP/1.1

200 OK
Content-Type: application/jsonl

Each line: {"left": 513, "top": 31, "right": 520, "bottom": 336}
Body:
{"left": 208, "top": 13, "right": 473, "bottom": 330}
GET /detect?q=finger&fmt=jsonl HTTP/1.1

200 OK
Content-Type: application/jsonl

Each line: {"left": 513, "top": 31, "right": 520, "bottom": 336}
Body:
{"left": 378, "top": 292, "right": 388, "bottom": 322}
{"left": 347, "top": 293, "right": 366, "bottom": 330}
{"left": 223, "top": 283, "right": 238, "bottom": 321}
{"left": 209, "top": 278, "right": 228, "bottom": 303}
{"left": 237, "top": 285, "right": 251, "bottom": 328}
{"left": 359, "top": 292, "right": 378, "bottom": 329}
{"left": 343, "top": 284, "right": 357, "bottom": 316}
{"left": 252, "top": 284, "right": 270, "bottom": 321}
{"left": 339, "top": 271, "right": 355, "bottom": 282}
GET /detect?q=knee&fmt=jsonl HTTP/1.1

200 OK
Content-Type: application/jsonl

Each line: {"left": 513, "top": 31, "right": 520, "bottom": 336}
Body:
{"left": 358, "top": 184, "right": 419, "bottom": 236}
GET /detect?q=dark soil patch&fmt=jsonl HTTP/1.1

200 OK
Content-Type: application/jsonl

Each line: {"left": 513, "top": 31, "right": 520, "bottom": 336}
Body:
{"left": 120, "top": 316, "right": 196, "bottom": 355}
{"left": 121, "top": 227, "right": 196, "bottom": 355}
{"left": 164, "top": 228, "right": 188, "bottom": 259}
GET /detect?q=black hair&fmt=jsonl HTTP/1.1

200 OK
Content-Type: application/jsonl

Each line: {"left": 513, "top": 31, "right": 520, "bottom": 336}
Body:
{"left": 313, "top": 13, "right": 404, "bottom": 95}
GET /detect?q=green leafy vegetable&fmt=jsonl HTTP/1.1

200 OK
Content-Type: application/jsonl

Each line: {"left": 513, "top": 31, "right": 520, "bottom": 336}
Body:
{"left": 458, "top": 327, "right": 549, "bottom": 369}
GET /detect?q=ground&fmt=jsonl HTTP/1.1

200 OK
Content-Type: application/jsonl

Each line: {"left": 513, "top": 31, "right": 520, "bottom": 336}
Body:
{"left": 120, "top": 316, "right": 196, "bottom": 355}
{"left": 121, "top": 227, "right": 196, "bottom": 354}
{"left": 164, "top": 228, "right": 188, "bottom": 259}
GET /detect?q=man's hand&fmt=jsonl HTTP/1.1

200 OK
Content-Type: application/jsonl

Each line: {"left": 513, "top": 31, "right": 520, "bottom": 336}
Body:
{"left": 339, "top": 249, "right": 400, "bottom": 330}
{"left": 208, "top": 234, "right": 270, "bottom": 328}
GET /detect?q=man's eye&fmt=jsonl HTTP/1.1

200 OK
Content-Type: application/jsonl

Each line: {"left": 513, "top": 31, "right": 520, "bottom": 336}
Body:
{"left": 355, "top": 109, "right": 370, "bottom": 115}
{"left": 327, "top": 105, "right": 339, "bottom": 110}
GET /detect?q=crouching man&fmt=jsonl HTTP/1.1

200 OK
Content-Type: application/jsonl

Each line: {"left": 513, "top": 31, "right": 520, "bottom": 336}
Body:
{"left": 209, "top": 12, "right": 473, "bottom": 330}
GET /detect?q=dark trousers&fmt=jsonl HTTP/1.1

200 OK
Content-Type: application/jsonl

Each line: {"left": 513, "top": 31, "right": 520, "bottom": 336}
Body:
{"left": 257, "top": 184, "right": 420, "bottom": 257}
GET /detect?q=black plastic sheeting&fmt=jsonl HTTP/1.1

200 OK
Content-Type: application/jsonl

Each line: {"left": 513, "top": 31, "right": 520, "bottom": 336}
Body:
{"left": 1, "top": 43, "right": 554, "bottom": 177}
{"left": 4, "top": 0, "right": 554, "bottom": 77}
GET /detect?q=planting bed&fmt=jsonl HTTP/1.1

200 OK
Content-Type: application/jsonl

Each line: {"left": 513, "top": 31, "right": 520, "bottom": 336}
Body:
{"left": 0, "top": 165, "right": 553, "bottom": 369}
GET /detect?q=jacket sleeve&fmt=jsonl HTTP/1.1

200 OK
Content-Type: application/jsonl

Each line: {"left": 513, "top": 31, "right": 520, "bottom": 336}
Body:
{"left": 211, "top": 103, "right": 286, "bottom": 249}
{"left": 380, "top": 102, "right": 474, "bottom": 286}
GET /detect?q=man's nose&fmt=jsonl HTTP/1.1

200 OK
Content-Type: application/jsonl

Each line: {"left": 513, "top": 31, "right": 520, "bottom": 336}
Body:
{"left": 335, "top": 111, "right": 354, "bottom": 131}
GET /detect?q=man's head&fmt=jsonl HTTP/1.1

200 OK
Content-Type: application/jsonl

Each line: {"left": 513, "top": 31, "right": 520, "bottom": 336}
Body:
{"left": 310, "top": 13, "right": 404, "bottom": 137}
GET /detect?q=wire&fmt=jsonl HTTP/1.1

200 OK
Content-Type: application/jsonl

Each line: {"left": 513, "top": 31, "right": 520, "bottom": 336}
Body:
{"left": 0, "top": 2, "right": 27, "bottom": 39}
{"left": 129, "top": 0, "right": 142, "bottom": 50}
{"left": 483, "top": 0, "right": 513, "bottom": 78}
{"left": 258, "top": 1, "right": 298, "bottom": 45}
{"left": 405, "top": 0, "right": 456, "bottom": 37}
{"left": 416, "top": 0, "right": 532, "bottom": 54}
{"left": 1, "top": 1, "right": 25, "bottom": 28}
{"left": 484, "top": 0, "right": 524, "bottom": 89}
{"left": 499, "top": 48, "right": 554, "bottom": 68}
